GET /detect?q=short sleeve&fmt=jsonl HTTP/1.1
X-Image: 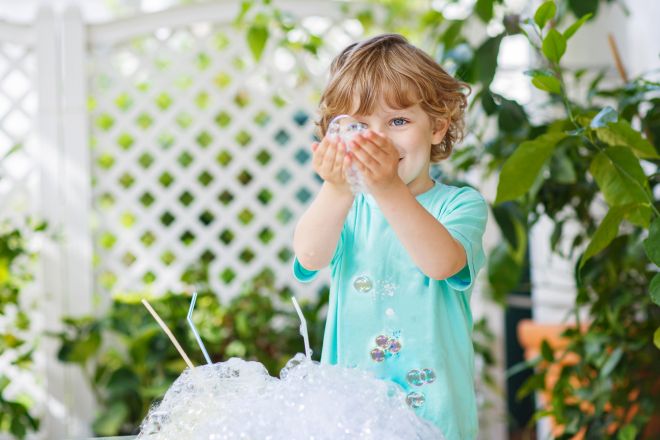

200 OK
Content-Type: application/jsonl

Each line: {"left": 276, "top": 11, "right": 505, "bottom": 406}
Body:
{"left": 440, "top": 187, "right": 488, "bottom": 291}
{"left": 292, "top": 226, "right": 345, "bottom": 283}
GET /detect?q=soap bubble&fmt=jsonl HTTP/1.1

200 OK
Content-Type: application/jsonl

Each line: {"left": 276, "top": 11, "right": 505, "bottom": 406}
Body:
{"left": 352, "top": 275, "right": 373, "bottom": 293}
{"left": 137, "top": 354, "right": 445, "bottom": 439}
{"left": 407, "top": 369, "right": 424, "bottom": 387}
{"left": 327, "top": 114, "right": 368, "bottom": 194}
{"left": 388, "top": 339, "right": 402, "bottom": 354}
{"left": 375, "top": 335, "right": 389, "bottom": 348}
{"left": 406, "top": 391, "right": 426, "bottom": 409}
{"left": 422, "top": 368, "right": 436, "bottom": 384}
{"left": 327, "top": 114, "right": 367, "bottom": 143}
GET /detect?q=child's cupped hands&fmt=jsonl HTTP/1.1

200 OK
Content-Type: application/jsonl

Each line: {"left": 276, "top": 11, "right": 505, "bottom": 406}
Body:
{"left": 311, "top": 136, "right": 351, "bottom": 192}
{"left": 348, "top": 130, "right": 401, "bottom": 194}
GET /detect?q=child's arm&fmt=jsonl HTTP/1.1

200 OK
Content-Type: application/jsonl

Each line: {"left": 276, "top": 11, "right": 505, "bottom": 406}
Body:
{"left": 349, "top": 131, "right": 466, "bottom": 280}
{"left": 293, "top": 137, "right": 354, "bottom": 271}
{"left": 372, "top": 182, "right": 466, "bottom": 280}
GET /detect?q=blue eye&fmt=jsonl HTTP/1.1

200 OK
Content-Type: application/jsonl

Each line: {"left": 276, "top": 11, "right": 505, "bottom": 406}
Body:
{"left": 390, "top": 118, "right": 408, "bottom": 127}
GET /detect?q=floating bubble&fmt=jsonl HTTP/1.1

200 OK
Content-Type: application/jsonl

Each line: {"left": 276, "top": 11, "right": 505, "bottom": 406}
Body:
{"left": 406, "top": 369, "right": 424, "bottom": 387}
{"left": 385, "top": 308, "right": 395, "bottom": 317}
{"left": 375, "top": 335, "right": 390, "bottom": 348}
{"left": 370, "top": 347, "right": 386, "bottom": 362}
{"left": 422, "top": 368, "right": 436, "bottom": 384}
{"left": 388, "top": 339, "right": 402, "bottom": 354}
{"left": 353, "top": 275, "right": 373, "bottom": 293}
{"left": 406, "top": 391, "right": 426, "bottom": 409}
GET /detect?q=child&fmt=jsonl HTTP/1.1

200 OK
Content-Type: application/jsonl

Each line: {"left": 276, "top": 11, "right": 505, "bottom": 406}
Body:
{"left": 292, "top": 34, "right": 487, "bottom": 440}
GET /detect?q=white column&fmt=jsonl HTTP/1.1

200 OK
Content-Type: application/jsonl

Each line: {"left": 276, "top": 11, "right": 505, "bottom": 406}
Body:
{"left": 58, "top": 4, "right": 97, "bottom": 437}
{"left": 35, "top": 4, "right": 95, "bottom": 438}
{"left": 34, "top": 4, "right": 71, "bottom": 440}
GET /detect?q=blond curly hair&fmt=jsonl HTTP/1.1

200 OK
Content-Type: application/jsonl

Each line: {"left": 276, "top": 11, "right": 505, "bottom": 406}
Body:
{"left": 317, "top": 34, "right": 470, "bottom": 162}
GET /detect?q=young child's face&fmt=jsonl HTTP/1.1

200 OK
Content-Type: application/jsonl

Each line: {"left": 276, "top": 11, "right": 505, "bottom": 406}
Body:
{"left": 352, "top": 100, "right": 445, "bottom": 189}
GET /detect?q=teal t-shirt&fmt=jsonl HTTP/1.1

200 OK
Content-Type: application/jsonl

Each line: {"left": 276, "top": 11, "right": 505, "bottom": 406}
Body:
{"left": 293, "top": 181, "right": 488, "bottom": 440}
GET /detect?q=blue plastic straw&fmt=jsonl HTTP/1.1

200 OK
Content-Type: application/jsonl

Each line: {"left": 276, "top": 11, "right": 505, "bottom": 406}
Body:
{"left": 187, "top": 291, "right": 212, "bottom": 365}
{"left": 291, "top": 296, "right": 312, "bottom": 360}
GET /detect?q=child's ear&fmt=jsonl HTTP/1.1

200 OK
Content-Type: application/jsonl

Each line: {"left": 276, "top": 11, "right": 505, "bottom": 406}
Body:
{"left": 431, "top": 118, "right": 449, "bottom": 145}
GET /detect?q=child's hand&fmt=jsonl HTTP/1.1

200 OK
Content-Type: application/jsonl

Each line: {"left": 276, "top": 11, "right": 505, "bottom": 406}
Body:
{"left": 311, "top": 136, "right": 351, "bottom": 192}
{"left": 348, "top": 130, "right": 402, "bottom": 195}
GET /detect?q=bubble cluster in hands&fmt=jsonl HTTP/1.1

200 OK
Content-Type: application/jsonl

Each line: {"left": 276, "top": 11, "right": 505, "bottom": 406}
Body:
{"left": 327, "top": 114, "right": 369, "bottom": 194}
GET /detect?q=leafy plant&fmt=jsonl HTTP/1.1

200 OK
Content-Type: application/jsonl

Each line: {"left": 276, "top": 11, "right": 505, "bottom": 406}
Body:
{"left": 487, "top": 1, "right": 659, "bottom": 437}
{"left": 54, "top": 267, "right": 328, "bottom": 436}
{"left": 0, "top": 219, "right": 46, "bottom": 439}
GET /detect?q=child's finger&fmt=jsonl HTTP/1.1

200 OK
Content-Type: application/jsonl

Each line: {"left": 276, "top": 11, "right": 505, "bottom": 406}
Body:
{"left": 354, "top": 134, "right": 387, "bottom": 164}
{"left": 319, "top": 138, "right": 339, "bottom": 174}
{"left": 349, "top": 150, "right": 372, "bottom": 178}
{"left": 331, "top": 141, "right": 346, "bottom": 176}
{"left": 365, "top": 131, "right": 399, "bottom": 157}
{"left": 349, "top": 140, "right": 378, "bottom": 169}
{"left": 312, "top": 138, "right": 329, "bottom": 168}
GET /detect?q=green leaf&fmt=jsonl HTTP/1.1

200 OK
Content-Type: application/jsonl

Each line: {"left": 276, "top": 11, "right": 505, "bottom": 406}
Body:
{"left": 247, "top": 24, "right": 269, "bottom": 61}
{"left": 590, "top": 106, "right": 618, "bottom": 128}
{"left": 625, "top": 203, "right": 652, "bottom": 228}
{"left": 465, "top": 34, "right": 504, "bottom": 86}
{"left": 516, "top": 372, "right": 545, "bottom": 400}
{"left": 506, "top": 355, "right": 541, "bottom": 378}
{"left": 495, "top": 132, "right": 567, "bottom": 204}
{"left": 564, "top": 13, "right": 593, "bottom": 40}
{"left": 441, "top": 20, "right": 464, "bottom": 49}
{"left": 475, "top": 0, "right": 494, "bottom": 22}
{"left": 92, "top": 402, "right": 128, "bottom": 436}
{"left": 534, "top": 1, "right": 556, "bottom": 29}
{"left": 549, "top": 149, "right": 576, "bottom": 183}
{"left": 580, "top": 206, "right": 626, "bottom": 269}
{"left": 650, "top": 272, "right": 660, "bottom": 306}
{"left": 617, "top": 424, "right": 638, "bottom": 440}
{"left": 531, "top": 75, "right": 562, "bottom": 94}
{"left": 589, "top": 146, "right": 650, "bottom": 206}
{"left": 487, "top": 243, "right": 523, "bottom": 303}
{"left": 655, "top": 327, "right": 660, "bottom": 350}
{"left": 541, "top": 339, "right": 554, "bottom": 362}
{"left": 491, "top": 203, "right": 527, "bottom": 252}
{"left": 234, "top": 1, "right": 253, "bottom": 25}
{"left": 596, "top": 120, "right": 660, "bottom": 159}
{"left": 497, "top": 97, "right": 528, "bottom": 133}
{"left": 57, "top": 328, "right": 101, "bottom": 364}
{"left": 542, "top": 29, "right": 567, "bottom": 63}
{"left": 600, "top": 347, "right": 623, "bottom": 378}
{"left": 644, "top": 217, "right": 660, "bottom": 265}
{"left": 568, "top": 0, "right": 599, "bottom": 18}
{"left": 106, "top": 367, "right": 140, "bottom": 399}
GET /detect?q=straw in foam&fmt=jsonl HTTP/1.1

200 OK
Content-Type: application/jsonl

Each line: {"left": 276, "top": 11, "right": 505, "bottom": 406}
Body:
{"left": 290, "top": 296, "right": 312, "bottom": 360}
{"left": 141, "top": 298, "right": 195, "bottom": 370}
{"left": 187, "top": 291, "right": 212, "bottom": 365}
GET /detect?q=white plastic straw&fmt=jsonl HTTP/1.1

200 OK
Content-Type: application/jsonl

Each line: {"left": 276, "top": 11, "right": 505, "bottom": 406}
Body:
{"left": 290, "top": 296, "right": 312, "bottom": 360}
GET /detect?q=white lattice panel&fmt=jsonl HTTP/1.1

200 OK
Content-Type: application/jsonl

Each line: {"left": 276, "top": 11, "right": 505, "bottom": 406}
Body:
{"left": 89, "top": 16, "right": 362, "bottom": 300}
{"left": 0, "top": 37, "right": 38, "bottom": 220}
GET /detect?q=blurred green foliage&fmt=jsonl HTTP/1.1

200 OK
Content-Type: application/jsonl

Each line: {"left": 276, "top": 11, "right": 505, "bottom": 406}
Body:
{"left": 0, "top": 220, "right": 46, "bottom": 439}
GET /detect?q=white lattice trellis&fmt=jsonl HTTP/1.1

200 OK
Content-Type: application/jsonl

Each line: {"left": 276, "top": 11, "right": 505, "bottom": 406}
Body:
{"left": 0, "top": 23, "right": 37, "bottom": 218}
{"left": 88, "top": 3, "right": 363, "bottom": 300}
